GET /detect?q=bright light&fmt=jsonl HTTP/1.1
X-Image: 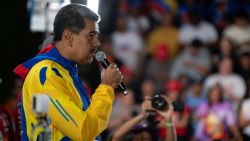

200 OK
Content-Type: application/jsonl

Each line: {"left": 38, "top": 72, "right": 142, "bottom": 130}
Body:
{"left": 87, "top": 0, "right": 99, "bottom": 14}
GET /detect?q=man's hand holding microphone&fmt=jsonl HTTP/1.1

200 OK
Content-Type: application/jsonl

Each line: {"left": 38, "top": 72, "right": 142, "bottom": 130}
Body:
{"left": 96, "top": 51, "right": 128, "bottom": 95}
{"left": 101, "top": 63, "right": 123, "bottom": 89}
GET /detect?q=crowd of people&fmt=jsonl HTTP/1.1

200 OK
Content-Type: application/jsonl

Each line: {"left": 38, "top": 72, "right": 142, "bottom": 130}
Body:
{"left": 102, "top": 0, "right": 250, "bottom": 141}
{"left": 0, "top": 0, "right": 250, "bottom": 141}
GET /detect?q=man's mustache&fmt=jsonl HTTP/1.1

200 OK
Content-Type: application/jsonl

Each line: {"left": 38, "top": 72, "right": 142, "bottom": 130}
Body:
{"left": 90, "top": 48, "right": 98, "bottom": 54}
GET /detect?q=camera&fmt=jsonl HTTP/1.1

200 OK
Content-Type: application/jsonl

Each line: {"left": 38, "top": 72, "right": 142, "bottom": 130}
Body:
{"left": 151, "top": 94, "right": 185, "bottom": 112}
{"left": 151, "top": 95, "right": 168, "bottom": 111}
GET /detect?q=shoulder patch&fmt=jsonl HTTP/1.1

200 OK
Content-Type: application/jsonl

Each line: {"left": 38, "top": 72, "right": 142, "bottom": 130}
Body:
{"left": 39, "top": 67, "right": 48, "bottom": 85}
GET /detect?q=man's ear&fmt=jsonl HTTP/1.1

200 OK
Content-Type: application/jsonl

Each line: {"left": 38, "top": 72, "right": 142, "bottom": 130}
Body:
{"left": 62, "top": 29, "right": 74, "bottom": 47}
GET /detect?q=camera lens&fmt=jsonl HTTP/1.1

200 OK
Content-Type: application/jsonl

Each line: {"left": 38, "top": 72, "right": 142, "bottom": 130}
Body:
{"left": 151, "top": 95, "right": 168, "bottom": 111}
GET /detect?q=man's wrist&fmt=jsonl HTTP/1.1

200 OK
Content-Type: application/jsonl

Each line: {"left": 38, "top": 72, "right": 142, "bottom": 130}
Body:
{"left": 100, "top": 83, "right": 114, "bottom": 88}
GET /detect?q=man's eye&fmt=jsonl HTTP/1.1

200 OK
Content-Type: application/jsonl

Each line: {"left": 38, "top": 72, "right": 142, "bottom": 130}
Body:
{"left": 88, "top": 33, "right": 97, "bottom": 39}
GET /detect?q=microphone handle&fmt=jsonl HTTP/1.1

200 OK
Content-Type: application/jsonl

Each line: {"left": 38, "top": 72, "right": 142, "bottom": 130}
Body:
{"left": 101, "top": 59, "right": 128, "bottom": 95}
{"left": 101, "top": 59, "right": 110, "bottom": 69}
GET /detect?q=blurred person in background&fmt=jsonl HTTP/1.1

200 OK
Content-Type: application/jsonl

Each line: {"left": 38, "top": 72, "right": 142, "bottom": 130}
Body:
{"left": 145, "top": 0, "right": 178, "bottom": 28}
{"left": 176, "top": 0, "right": 195, "bottom": 25}
{"left": 204, "top": 57, "right": 246, "bottom": 110}
{"left": 239, "top": 86, "right": 250, "bottom": 141}
{"left": 211, "top": 36, "right": 238, "bottom": 72}
{"left": 223, "top": 10, "right": 250, "bottom": 53}
{"left": 208, "top": 0, "right": 233, "bottom": 33}
{"left": 140, "top": 78, "right": 156, "bottom": 100}
{"left": 108, "top": 90, "right": 137, "bottom": 132}
{"left": 145, "top": 45, "right": 172, "bottom": 93}
{"left": 147, "top": 10, "right": 179, "bottom": 58}
{"left": 179, "top": 8, "right": 218, "bottom": 47}
{"left": 111, "top": 15, "right": 144, "bottom": 73}
{"left": 111, "top": 96, "right": 176, "bottom": 141}
{"left": 126, "top": 2, "right": 150, "bottom": 36}
{"left": 170, "top": 39, "right": 211, "bottom": 82}
{"left": 0, "top": 78, "right": 9, "bottom": 141}
{"left": 194, "top": 84, "right": 241, "bottom": 141}
{"left": 98, "top": 36, "right": 123, "bottom": 68}
{"left": 183, "top": 79, "right": 205, "bottom": 136}
{"left": 0, "top": 75, "right": 19, "bottom": 141}
{"left": 158, "top": 80, "right": 191, "bottom": 141}
{"left": 237, "top": 52, "right": 250, "bottom": 86}
{"left": 184, "top": 79, "right": 205, "bottom": 113}
{"left": 0, "top": 119, "right": 7, "bottom": 141}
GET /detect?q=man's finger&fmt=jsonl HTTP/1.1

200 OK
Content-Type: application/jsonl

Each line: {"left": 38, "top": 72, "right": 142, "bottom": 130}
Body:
{"left": 110, "top": 63, "right": 117, "bottom": 68}
{"left": 144, "top": 96, "right": 151, "bottom": 101}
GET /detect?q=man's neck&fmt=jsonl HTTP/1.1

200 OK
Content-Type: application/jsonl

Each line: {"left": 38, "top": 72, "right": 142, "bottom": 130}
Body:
{"left": 55, "top": 42, "right": 74, "bottom": 61}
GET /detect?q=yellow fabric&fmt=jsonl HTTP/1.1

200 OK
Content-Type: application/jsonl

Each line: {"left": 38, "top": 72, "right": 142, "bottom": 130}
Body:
{"left": 22, "top": 60, "right": 114, "bottom": 141}
{"left": 164, "top": 0, "right": 178, "bottom": 14}
{"left": 147, "top": 26, "right": 179, "bottom": 58}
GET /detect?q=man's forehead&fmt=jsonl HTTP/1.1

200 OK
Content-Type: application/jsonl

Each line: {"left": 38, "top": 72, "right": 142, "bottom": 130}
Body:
{"left": 84, "top": 18, "right": 99, "bottom": 33}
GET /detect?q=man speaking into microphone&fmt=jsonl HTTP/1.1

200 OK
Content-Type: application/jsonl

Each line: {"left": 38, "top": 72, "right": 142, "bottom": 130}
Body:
{"left": 14, "top": 4, "right": 123, "bottom": 141}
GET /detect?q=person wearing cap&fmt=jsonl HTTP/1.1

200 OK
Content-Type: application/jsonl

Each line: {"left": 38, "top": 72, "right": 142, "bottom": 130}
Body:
{"left": 145, "top": 45, "right": 171, "bottom": 93}
{"left": 14, "top": 4, "right": 122, "bottom": 141}
{"left": 111, "top": 96, "right": 176, "bottom": 141}
{"left": 158, "top": 80, "right": 191, "bottom": 141}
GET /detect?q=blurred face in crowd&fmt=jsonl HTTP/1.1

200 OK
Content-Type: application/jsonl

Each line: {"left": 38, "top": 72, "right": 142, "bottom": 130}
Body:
{"left": 209, "top": 86, "right": 223, "bottom": 104}
{"left": 130, "top": 7, "right": 139, "bottom": 17}
{"left": 220, "top": 37, "right": 233, "bottom": 56}
{"left": 240, "top": 54, "right": 250, "bottom": 70}
{"left": 192, "top": 83, "right": 202, "bottom": 96}
{"left": 141, "top": 79, "right": 155, "bottom": 97}
{"left": 102, "top": 39, "right": 112, "bottom": 55}
{"left": 63, "top": 18, "right": 100, "bottom": 64}
{"left": 116, "top": 16, "right": 127, "bottom": 32}
{"left": 132, "top": 131, "right": 152, "bottom": 141}
{"left": 167, "top": 91, "right": 179, "bottom": 102}
{"left": 162, "top": 12, "right": 173, "bottom": 26}
{"left": 219, "top": 58, "right": 233, "bottom": 75}
{"left": 235, "top": 17, "right": 248, "bottom": 27}
{"left": 190, "top": 14, "right": 201, "bottom": 26}
{"left": 190, "top": 46, "right": 200, "bottom": 56}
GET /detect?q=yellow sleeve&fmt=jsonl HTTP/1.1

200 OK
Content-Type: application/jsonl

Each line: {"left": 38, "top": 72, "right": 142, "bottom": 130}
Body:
{"left": 43, "top": 67, "right": 115, "bottom": 141}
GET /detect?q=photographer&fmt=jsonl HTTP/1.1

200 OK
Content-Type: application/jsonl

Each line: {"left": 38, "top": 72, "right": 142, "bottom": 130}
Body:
{"left": 111, "top": 96, "right": 176, "bottom": 141}
{"left": 157, "top": 80, "right": 191, "bottom": 141}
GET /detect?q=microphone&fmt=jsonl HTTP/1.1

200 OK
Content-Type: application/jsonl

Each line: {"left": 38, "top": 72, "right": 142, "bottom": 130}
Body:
{"left": 95, "top": 51, "right": 128, "bottom": 95}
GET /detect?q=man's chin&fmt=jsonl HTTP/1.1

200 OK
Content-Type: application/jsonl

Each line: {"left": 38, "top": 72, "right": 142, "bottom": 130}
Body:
{"left": 80, "top": 58, "right": 93, "bottom": 64}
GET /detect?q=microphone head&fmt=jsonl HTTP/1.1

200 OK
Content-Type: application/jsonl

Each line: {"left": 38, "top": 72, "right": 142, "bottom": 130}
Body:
{"left": 95, "top": 51, "right": 106, "bottom": 62}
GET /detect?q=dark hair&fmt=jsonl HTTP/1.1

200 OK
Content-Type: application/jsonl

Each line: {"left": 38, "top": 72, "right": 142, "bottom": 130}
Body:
{"left": 122, "top": 126, "right": 159, "bottom": 141}
{"left": 234, "top": 10, "right": 249, "bottom": 21}
{"left": 207, "top": 84, "right": 224, "bottom": 106}
{"left": 190, "top": 38, "right": 203, "bottom": 48}
{"left": 53, "top": 4, "right": 100, "bottom": 42}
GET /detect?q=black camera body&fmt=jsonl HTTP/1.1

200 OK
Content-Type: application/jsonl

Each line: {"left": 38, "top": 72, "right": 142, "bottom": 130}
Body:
{"left": 151, "top": 95, "right": 185, "bottom": 112}
{"left": 151, "top": 95, "right": 168, "bottom": 111}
